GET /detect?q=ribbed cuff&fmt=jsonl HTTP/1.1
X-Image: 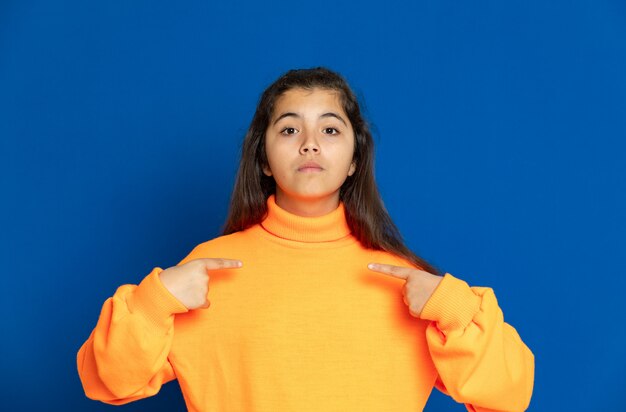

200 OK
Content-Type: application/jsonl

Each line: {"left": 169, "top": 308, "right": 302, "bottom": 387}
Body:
{"left": 419, "top": 273, "right": 481, "bottom": 333}
{"left": 131, "top": 267, "right": 189, "bottom": 330}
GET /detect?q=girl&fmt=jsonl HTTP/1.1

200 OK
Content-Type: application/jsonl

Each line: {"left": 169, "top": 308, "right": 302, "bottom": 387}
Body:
{"left": 77, "top": 67, "right": 534, "bottom": 411}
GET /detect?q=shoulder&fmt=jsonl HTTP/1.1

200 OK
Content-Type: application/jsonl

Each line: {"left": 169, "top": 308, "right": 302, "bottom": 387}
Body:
{"left": 177, "top": 226, "right": 259, "bottom": 265}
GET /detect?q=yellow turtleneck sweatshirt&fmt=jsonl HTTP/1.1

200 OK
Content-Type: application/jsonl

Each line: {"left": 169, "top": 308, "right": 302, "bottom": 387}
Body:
{"left": 77, "top": 195, "right": 534, "bottom": 411}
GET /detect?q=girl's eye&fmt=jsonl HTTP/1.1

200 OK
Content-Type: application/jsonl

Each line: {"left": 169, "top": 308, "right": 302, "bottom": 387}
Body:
{"left": 323, "top": 127, "right": 339, "bottom": 135}
{"left": 281, "top": 127, "right": 297, "bottom": 135}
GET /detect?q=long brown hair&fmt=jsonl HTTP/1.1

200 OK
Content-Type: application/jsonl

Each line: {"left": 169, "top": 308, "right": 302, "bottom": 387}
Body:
{"left": 222, "top": 67, "right": 441, "bottom": 276}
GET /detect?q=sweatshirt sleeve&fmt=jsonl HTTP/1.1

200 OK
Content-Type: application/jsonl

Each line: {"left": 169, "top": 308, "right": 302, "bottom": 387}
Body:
{"left": 76, "top": 266, "right": 189, "bottom": 405}
{"left": 419, "top": 273, "right": 535, "bottom": 412}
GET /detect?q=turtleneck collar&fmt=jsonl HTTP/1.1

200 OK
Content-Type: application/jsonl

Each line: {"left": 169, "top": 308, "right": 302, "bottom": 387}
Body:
{"left": 260, "top": 194, "right": 352, "bottom": 243}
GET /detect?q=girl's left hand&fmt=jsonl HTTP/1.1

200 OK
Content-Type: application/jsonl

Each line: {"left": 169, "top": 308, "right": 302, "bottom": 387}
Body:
{"left": 367, "top": 263, "right": 443, "bottom": 318}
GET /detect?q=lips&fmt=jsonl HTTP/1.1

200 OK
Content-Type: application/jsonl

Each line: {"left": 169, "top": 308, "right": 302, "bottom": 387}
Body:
{"left": 297, "top": 161, "right": 323, "bottom": 171}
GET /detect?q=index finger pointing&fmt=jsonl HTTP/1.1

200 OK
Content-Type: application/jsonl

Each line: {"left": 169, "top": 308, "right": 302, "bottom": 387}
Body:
{"left": 367, "top": 263, "right": 410, "bottom": 280}
{"left": 203, "top": 258, "right": 243, "bottom": 270}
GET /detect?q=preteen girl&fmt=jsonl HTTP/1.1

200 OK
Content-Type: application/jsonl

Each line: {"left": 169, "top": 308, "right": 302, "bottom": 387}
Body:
{"left": 77, "top": 67, "right": 534, "bottom": 411}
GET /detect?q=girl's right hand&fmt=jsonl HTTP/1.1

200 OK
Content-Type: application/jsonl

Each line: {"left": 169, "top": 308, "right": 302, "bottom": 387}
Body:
{"left": 158, "top": 258, "right": 243, "bottom": 310}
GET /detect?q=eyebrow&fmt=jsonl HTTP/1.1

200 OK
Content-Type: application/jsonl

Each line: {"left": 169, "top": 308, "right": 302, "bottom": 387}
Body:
{"left": 272, "top": 112, "right": 348, "bottom": 127}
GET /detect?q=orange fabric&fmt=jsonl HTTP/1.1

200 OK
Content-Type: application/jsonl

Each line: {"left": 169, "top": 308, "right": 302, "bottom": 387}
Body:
{"left": 77, "top": 195, "right": 534, "bottom": 411}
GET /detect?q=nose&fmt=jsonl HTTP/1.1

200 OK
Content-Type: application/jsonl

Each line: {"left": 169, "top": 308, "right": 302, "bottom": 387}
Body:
{"left": 299, "top": 131, "right": 320, "bottom": 155}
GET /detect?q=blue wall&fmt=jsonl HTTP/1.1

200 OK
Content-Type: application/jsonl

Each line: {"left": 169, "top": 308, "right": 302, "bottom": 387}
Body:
{"left": 1, "top": 1, "right": 624, "bottom": 410}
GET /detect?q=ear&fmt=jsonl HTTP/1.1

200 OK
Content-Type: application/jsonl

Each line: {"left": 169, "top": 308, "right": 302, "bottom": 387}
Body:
{"left": 262, "top": 164, "right": 273, "bottom": 177}
{"left": 348, "top": 161, "right": 356, "bottom": 176}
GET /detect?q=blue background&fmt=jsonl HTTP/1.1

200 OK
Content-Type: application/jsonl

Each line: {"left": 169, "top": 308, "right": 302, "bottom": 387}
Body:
{"left": 1, "top": 0, "right": 624, "bottom": 410}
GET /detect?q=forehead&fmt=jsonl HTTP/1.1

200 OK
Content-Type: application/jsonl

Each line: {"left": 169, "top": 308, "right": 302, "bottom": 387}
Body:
{"left": 272, "top": 88, "right": 345, "bottom": 116}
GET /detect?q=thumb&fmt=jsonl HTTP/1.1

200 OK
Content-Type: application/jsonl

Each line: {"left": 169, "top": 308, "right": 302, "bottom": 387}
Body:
{"left": 200, "top": 299, "right": 211, "bottom": 309}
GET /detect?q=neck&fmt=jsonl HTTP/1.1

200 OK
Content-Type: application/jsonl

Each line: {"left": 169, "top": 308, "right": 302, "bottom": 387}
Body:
{"left": 261, "top": 194, "right": 351, "bottom": 242}
{"left": 274, "top": 191, "right": 340, "bottom": 217}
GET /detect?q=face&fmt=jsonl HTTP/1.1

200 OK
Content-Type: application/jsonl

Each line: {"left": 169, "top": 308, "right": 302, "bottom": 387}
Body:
{"left": 263, "top": 87, "right": 356, "bottom": 215}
